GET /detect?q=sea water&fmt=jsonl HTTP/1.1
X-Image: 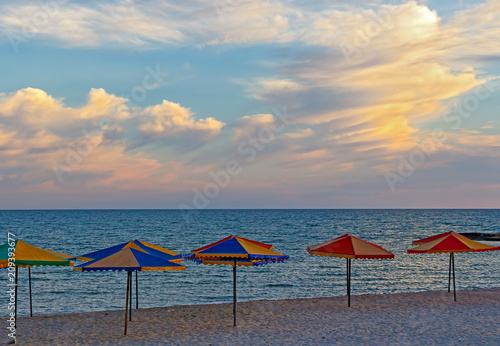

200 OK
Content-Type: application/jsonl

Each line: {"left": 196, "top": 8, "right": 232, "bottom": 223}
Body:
{"left": 1, "top": 209, "right": 499, "bottom": 315}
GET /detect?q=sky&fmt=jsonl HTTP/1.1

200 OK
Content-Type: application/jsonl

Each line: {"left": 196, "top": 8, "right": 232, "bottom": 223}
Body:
{"left": 0, "top": 0, "right": 499, "bottom": 209}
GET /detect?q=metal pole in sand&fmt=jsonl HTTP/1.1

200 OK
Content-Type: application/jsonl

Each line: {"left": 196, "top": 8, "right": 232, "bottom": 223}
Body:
{"left": 124, "top": 271, "right": 130, "bottom": 335}
{"left": 129, "top": 271, "right": 132, "bottom": 321}
{"left": 448, "top": 253, "right": 452, "bottom": 293}
{"left": 233, "top": 259, "right": 237, "bottom": 327}
{"left": 29, "top": 267, "right": 32, "bottom": 317}
{"left": 346, "top": 258, "right": 351, "bottom": 307}
{"left": 135, "top": 271, "right": 138, "bottom": 309}
{"left": 452, "top": 253, "right": 456, "bottom": 301}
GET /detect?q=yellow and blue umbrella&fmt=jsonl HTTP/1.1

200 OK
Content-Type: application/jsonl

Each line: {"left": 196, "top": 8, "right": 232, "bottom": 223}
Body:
{"left": 78, "top": 239, "right": 182, "bottom": 263}
{"left": 0, "top": 239, "right": 73, "bottom": 333}
{"left": 188, "top": 235, "right": 288, "bottom": 326}
{"left": 78, "top": 239, "right": 182, "bottom": 310}
{"left": 74, "top": 247, "right": 185, "bottom": 335}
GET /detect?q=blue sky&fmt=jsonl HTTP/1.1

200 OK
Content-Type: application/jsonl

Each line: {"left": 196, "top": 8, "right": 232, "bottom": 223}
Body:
{"left": 0, "top": 0, "right": 499, "bottom": 209}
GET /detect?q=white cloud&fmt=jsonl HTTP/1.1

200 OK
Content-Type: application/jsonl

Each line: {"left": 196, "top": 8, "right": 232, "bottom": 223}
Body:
{"left": 231, "top": 113, "right": 274, "bottom": 141}
{"left": 1, "top": 1, "right": 500, "bottom": 207}
{"left": 246, "top": 78, "right": 305, "bottom": 100}
{"left": 136, "top": 100, "right": 225, "bottom": 145}
{"left": 0, "top": 0, "right": 298, "bottom": 48}
{"left": 0, "top": 88, "right": 226, "bottom": 194}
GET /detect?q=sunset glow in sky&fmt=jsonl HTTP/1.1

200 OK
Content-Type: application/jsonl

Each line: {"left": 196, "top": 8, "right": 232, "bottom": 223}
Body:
{"left": 1, "top": 0, "right": 499, "bottom": 209}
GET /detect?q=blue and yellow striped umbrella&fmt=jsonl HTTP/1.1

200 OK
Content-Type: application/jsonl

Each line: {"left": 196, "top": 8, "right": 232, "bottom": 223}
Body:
{"left": 78, "top": 239, "right": 182, "bottom": 316}
{"left": 78, "top": 239, "right": 182, "bottom": 263}
{"left": 188, "top": 235, "right": 288, "bottom": 326}
{"left": 74, "top": 247, "right": 185, "bottom": 335}
{"left": 74, "top": 247, "right": 185, "bottom": 272}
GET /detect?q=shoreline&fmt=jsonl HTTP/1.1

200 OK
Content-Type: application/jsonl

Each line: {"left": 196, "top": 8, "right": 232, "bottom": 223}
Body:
{"left": 7, "top": 287, "right": 499, "bottom": 345}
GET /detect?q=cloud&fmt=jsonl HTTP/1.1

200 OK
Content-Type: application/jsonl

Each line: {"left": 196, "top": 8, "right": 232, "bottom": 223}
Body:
{"left": 0, "top": 84, "right": 499, "bottom": 208}
{"left": 244, "top": 78, "right": 306, "bottom": 101}
{"left": 231, "top": 113, "right": 274, "bottom": 141}
{"left": 243, "top": 1, "right": 500, "bottom": 156}
{"left": 1, "top": 1, "right": 500, "bottom": 207}
{"left": 0, "top": 0, "right": 298, "bottom": 49}
{"left": 0, "top": 1, "right": 185, "bottom": 49}
{"left": 137, "top": 100, "right": 224, "bottom": 145}
{"left": 0, "top": 88, "right": 226, "bottom": 199}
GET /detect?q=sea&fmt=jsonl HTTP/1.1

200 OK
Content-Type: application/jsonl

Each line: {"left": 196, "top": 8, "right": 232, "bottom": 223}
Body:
{"left": 1, "top": 209, "right": 499, "bottom": 316}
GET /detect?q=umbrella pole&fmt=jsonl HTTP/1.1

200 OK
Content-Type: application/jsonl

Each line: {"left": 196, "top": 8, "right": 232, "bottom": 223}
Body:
{"left": 29, "top": 267, "right": 32, "bottom": 317}
{"left": 233, "top": 259, "right": 237, "bottom": 327}
{"left": 124, "top": 272, "right": 130, "bottom": 335}
{"left": 448, "top": 253, "right": 452, "bottom": 292}
{"left": 135, "top": 271, "right": 138, "bottom": 310}
{"left": 346, "top": 258, "right": 351, "bottom": 307}
{"left": 348, "top": 259, "right": 351, "bottom": 307}
{"left": 452, "top": 253, "right": 456, "bottom": 302}
{"left": 129, "top": 272, "right": 132, "bottom": 321}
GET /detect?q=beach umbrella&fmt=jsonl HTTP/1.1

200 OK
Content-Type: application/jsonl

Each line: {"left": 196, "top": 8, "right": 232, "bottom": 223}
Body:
{"left": 307, "top": 234, "right": 394, "bottom": 307}
{"left": 188, "top": 235, "right": 289, "bottom": 327}
{"left": 78, "top": 239, "right": 182, "bottom": 310}
{"left": 0, "top": 239, "right": 73, "bottom": 332}
{"left": 74, "top": 247, "right": 185, "bottom": 335}
{"left": 407, "top": 231, "right": 499, "bottom": 301}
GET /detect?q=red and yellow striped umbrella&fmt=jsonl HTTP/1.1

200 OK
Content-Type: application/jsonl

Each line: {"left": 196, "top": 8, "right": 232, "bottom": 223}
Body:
{"left": 307, "top": 234, "right": 395, "bottom": 259}
{"left": 408, "top": 231, "right": 499, "bottom": 301}
{"left": 409, "top": 231, "right": 499, "bottom": 252}
{"left": 307, "top": 234, "right": 394, "bottom": 306}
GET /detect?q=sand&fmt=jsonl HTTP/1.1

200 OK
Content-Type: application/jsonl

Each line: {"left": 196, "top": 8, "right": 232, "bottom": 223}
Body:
{"left": 7, "top": 288, "right": 499, "bottom": 345}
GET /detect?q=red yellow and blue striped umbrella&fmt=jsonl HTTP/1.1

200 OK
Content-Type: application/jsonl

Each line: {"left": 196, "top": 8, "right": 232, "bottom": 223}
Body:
{"left": 74, "top": 247, "right": 185, "bottom": 335}
{"left": 408, "top": 231, "right": 499, "bottom": 301}
{"left": 307, "top": 234, "right": 395, "bottom": 307}
{"left": 188, "top": 235, "right": 288, "bottom": 326}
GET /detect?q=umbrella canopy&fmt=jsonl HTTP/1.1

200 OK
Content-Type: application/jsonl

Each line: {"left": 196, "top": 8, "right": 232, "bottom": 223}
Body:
{"left": 195, "top": 258, "right": 283, "bottom": 266}
{"left": 190, "top": 235, "right": 288, "bottom": 261}
{"left": 74, "top": 247, "right": 185, "bottom": 272}
{"left": 0, "top": 239, "right": 73, "bottom": 336}
{"left": 188, "top": 235, "right": 288, "bottom": 326}
{"left": 408, "top": 231, "right": 500, "bottom": 253}
{"left": 74, "top": 247, "right": 185, "bottom": 335}
{"left": 43, "top": 249, "right": 76, "bottom": 261}
{"left": 407, "top": 231, "right": 499, "bottom": 301}
{"left": 307, "top": 233, "right": 395, "bottom": 259}
{"left": 0, "top": 239, "right": 73, "bottom": 268}
{"left": 307, "top": 234, "right": 394, "bottom": 307}
{"left": 78, "top": 240, "right": 183, "bottom": 311}
{"left": 78, "top": 239, "right": 182, "bottom": 263}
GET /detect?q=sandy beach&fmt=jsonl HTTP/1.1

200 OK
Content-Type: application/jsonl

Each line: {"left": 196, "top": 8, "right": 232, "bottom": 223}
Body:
{"left": 7, "top": 288, "right": 499, "bottom": 345}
